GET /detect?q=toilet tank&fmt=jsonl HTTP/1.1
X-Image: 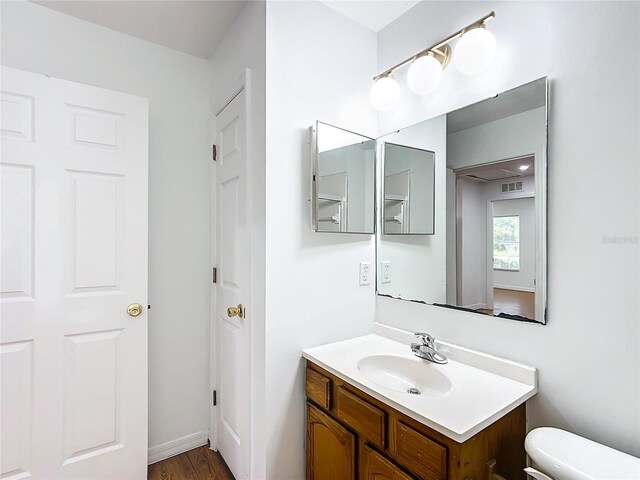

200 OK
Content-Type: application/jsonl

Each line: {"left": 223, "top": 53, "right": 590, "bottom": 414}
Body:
{"left": 525, "top": 427, "right": 640, "bottom": 480}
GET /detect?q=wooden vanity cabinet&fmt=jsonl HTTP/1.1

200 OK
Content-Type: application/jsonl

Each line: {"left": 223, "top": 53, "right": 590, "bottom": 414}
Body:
{"left": 306, "top": 361, "right": 526, "bottom": 480}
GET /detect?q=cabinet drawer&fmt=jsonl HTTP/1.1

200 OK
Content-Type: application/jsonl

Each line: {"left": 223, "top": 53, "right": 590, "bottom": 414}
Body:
{"left": 361, "top": 444, "right": 413, "bottom": 480}
{"left": 306, "top": 368, "right": 332, "bottom": 410}
{"left": 393, "top": 421, "right": 446, "bottom": 480}
{"left": 336, "top": 386, "right": 386, "bottom": 449}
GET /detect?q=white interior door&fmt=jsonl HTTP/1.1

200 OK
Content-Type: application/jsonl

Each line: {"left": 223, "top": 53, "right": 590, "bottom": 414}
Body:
{"left": 215, "top": 87, "right": 250, "bottom": 480}
{"left": 0, "top": 67, "right": 148, "bottom": 480}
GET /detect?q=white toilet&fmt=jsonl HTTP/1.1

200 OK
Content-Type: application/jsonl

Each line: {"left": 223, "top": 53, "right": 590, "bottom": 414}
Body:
{"left": 525, "top": 428, "right": 640, "bottom": 480}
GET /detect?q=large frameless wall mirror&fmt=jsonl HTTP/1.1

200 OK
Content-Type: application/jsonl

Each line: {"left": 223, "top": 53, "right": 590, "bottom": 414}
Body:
{"left": 377, "top": 78, "right": 548, "bottom": 324}
{"left": 311, "top": 121, "right": 376, "bottom": 234}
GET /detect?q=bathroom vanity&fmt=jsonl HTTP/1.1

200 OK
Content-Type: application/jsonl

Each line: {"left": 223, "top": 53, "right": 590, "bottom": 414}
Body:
{"left": 303, "top": 329, "right": 537, "bottom": 480}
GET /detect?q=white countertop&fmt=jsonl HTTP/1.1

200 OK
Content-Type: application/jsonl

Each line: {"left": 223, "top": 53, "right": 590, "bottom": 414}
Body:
{"left": 302, "top": 325, "right": 537, "bottom": 443}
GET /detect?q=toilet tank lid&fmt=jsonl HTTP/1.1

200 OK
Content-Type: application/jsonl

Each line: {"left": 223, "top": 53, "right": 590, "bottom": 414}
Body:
{"left": 525, "top": 428, "right": 640, "bottom": 480}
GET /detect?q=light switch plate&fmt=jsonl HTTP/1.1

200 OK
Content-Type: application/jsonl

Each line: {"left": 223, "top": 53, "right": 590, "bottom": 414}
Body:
{"left": 359, "top": 261, "right": 371, "bottom": 286}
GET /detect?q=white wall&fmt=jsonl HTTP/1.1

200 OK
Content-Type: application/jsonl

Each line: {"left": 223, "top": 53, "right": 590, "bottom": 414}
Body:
{"left": 457, "top": 177, "right": 487, "bottom": 307}
{"left": 210, "top": 2, "right": 267, "bottom": 476}
{"left": 265, "top": 2, "right": 378, "bottom": 478}
{"left": 1, "top": 0, "right": 212, "bottom": 453}
{"left": 376, "top": 0, "right": 640, "bottom": 456}
{"left": 447, "top": 107, "right": 546, "bottom": 169}
{"left": 377, "top": 115, "right": 446, "bottom": 302}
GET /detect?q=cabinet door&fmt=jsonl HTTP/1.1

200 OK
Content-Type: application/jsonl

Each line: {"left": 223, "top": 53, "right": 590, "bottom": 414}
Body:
{"left": 307, "top": 403, "right": 356, "bottom": 480}
{"left": 361, "top": 444, "right": 413, "bottom": 480}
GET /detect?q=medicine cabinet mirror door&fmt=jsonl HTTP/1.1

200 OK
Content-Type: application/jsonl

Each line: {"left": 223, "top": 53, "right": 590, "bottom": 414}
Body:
{"left": 311, "top": 121, "right": 376, "bottom": 234}
{"left": 382, "top": 142, "right": 436, "bottom": 235}
{"left": 376, "top": 77, "right": 548, "bottom": 324}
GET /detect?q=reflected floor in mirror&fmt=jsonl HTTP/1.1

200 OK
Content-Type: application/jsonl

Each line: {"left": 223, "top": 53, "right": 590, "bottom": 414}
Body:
{"left": 477, "top": 288, "right": 535, "bottom": 319}
{"left": 148, "top": 446, "right": 235, "bottom": 480}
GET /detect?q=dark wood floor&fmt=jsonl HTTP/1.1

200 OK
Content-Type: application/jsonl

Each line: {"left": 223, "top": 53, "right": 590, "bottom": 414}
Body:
{"left": 148, "top": 446, "right": 234, "bottom": 480}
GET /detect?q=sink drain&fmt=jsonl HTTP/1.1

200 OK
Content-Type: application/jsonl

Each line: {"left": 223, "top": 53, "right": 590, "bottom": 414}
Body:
{"left": 407, "top": 387, "right": 421, "bottom": 395}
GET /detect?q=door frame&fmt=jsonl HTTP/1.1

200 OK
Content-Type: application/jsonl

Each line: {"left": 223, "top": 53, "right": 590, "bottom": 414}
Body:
{"left": 209, "top": 68, "right": 252, "bottom": 464}
{"left": 478, "top": 146, "right": 546, "bottom": 321}
{"left": 484, "top": 194, "right": 535, "bottom": 312}
{"left": 455, "top": 147, "right": 546, "bottom": 321}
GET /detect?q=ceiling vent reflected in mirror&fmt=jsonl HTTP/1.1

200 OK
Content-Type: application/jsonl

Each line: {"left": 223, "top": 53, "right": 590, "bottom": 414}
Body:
{"left": 501, "top": 181, "right": 523, "bottom": 193}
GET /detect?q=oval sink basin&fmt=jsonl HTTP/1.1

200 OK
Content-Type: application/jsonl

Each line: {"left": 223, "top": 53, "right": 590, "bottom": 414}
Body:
{"left": 357, "top": 354, "right": 452, "bottom": 396}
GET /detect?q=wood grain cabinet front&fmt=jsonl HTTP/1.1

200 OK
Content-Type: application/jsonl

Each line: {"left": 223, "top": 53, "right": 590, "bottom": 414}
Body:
{"left": 360, "top": 444, "right": 414, "bottom": 480}
{"left": 392, "top": 421, "right": 447, "bottom": 480}
{"left": 306, "top": 368, "right": 332, "bottom": 410}
{"left": 307, "top": 402, "right": 356, "bottom": 480}
{"left": 305, "top": 362, "right": 526, "bottom": 480}
{"left": 336, "top": 386, "right": 387, "bottom": 449}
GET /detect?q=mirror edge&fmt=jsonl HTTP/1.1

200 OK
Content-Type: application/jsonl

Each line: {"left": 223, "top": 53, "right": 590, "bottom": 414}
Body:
{"left": 310, "top": 121, "right": 319, "bottom": 232}
{"left": 375, "top": 76, "right": 550, "bottom": 326}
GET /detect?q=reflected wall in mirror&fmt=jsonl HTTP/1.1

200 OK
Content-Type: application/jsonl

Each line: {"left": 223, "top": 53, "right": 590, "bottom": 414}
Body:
{"left": 377, "top": 78, "right": 548, "bottom": 324}
{"left": 312, "top": 121, "right": 376, "bottom": 234}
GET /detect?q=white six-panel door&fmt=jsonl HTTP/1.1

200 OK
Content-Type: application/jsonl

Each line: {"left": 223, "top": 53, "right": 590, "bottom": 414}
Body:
{"left": 215, "top": 87, "right": 250, "bottom": 480}
{"left": 0, "top": 67, "right": 148, "bottom": 479}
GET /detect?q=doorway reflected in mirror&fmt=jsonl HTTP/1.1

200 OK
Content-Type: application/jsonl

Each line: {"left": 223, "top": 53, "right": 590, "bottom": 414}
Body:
{"left": 454, "top": 157, "right": 536, "bottom": 320}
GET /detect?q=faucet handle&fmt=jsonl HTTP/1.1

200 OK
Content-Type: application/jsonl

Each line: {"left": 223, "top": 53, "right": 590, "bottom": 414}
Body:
{"left": 414, "top": 332, "right": 434, "bottom": 346}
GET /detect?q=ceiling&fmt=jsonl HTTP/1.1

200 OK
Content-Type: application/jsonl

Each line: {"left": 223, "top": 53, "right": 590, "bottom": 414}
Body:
{"left": 31, "top": 0, "right": 247, "bottom": 59}
{"left": 458, "top": 156, "right": 535, "bottom": 182}
{"left": 319, "top": 0, "right": 420, "bottom": 32}
{"left": 32, "top": 0, "right": 418, "bottom": 58}
{"left": 447, "top": 78, "right": 547, "bottom": 134}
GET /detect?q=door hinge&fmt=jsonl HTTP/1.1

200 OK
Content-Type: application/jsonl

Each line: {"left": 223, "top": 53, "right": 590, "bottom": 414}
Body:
{"left": 213, "top": 390, "right": 217, "bottom": 406}
{"left": 212, "top": 267, "right": 217, "bottom": 284}
{"left": 212, "top": 144, "right": 217, "bottom": 161}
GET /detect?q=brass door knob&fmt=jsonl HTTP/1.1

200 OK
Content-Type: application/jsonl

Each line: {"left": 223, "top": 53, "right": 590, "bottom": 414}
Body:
{"left": 227, "top": 304, "right": 244, "bottom": 319}
{"left": 127, "top": 303, "right": 143, "bottom": 317}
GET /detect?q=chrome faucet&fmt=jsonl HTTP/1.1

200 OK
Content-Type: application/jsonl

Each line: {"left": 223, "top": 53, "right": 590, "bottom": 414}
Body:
{"left": 411, "top": 333, "right": 448, "bottom": 364}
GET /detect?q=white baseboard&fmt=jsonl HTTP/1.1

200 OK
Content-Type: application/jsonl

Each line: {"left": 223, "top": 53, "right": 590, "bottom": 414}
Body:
{"left": 148, "top": 431, "right": 208, "bottom": 465}
{"left": 494, "top": 284, "right": 535, "bottom": 293}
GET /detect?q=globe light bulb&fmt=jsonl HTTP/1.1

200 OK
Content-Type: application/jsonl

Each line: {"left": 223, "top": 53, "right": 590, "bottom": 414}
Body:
{"left": 407, "top": 54, "right": 443, "bottom": 95}
{"left": 369, "top": 76, "right": 401, "bottom": 111}
{"left": 453, "top": 27, "right": 497, "bottom": 75}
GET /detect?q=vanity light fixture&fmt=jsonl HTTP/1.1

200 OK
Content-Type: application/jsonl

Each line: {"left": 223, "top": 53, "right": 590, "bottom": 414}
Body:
{"left": 453, "top": 25, "right": 497, "bottom": 75}
{"left": 407, "top": 52, "right": 445, "bottom": 95}
{"left": 370, "top": 12, "right": 496, "bottom": 109}
{"left": 369, "top": 75, "right": 401, "bottom": 111}
{"left": 519, "top": 165, "right": 531, "bottom": 171}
